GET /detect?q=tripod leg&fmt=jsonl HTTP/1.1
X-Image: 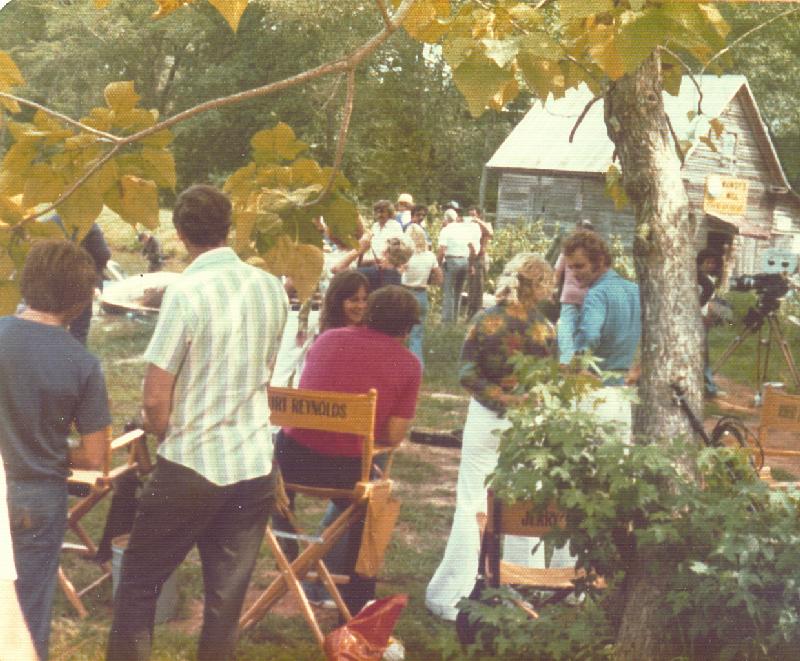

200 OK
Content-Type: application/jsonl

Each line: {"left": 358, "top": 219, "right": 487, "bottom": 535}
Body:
{"left": 712, "top": 327, "right": 755, "bottom": 375}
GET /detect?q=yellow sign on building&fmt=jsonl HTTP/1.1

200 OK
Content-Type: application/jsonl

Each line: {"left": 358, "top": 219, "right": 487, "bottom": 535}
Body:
{"left": 703, "top": 175, "right": 749, "bottom": 218}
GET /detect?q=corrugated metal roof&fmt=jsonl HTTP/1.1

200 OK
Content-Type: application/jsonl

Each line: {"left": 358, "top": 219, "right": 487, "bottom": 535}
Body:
{"left": 486, "top": 75, "right": 788, "bottom": 188}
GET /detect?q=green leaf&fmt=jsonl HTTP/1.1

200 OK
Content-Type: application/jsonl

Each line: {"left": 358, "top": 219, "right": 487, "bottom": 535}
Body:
{"left": 452, "top": 52, "right": 514, "bottom": 118}
{"left": 317, "top": 193, "right": 359, "bottom": 249}
{"left": 104, "top": 81, "right": 141, "bottom": 113}
{"left": 22, "top": 163, "right": 63, "bottom": 207}
{"left": 615, "top": 9, "right": 670, "bottom": 74}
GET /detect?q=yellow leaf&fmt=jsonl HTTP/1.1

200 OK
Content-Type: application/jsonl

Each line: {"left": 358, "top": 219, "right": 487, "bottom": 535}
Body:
{"left": 587, "top": 24, "right": 625, "bottom": 80}
{"left": 232, "top": 210, "right": 258, "bottom": 253}
{"left": 251, "top": 123, "right": 308, "bottom": 165}
{"left": 208, "top": 0, "right": 250, "bottom": 32}
{"left": 94, "top": 0, "right": 111, "bottom": 7}
{"left": 517, "top": 55, "right": 564, "bottom": 100}
{"left": 0, "top": 281, "right": 21, "bottom": 316}
{"left": 488, "top": 76, "right": 519, "bottom": 111}
{"left": 104, "top": 81, "right": 141, "bottom": 113}
{"left": 112, "top": 108, "right": 156, "bottom": 133}
{"left": 453, "top": 52, "right": 514, "bottom": 118}
{"left": 27, "top": 219, "right": 67, "bottom": 240}
{"left": 141, "top": 147, "right": 177, "bottom": 189}
{"left": 57, "top": 188, "right": 105, "bottom": 239}
{"left": 152, "top": 0, "right": 194, "bottom": 20}
{"left": 291, "top": 159, "right": 325, "bottom": 187}
{"left": 119, "top": 176, "right": 160, "bottom": 229}
{"left": 261, "top": 234, "right": 323, "bottom": 302}
{"left": 0, "top": 251, "right": 14, "bottom": 279}
{"left": 0, "top": 51, "right": 25, "bottom": 113}
{"left": 224, "top": 163, "right": 258, "bottom": 199}
{"left": 140, "top": 129, "right": 174, "bottom": 148}
{"left": 22, "top": 164, "right": 63, "bottom": 207}
{"left": 403, "top": 0, "right": 450, "bottom": 42}
{"left": 559, "top": 0, "right": 614, "bottom": 23}
{"left": 0, "top": 195, "right": 25, "bottom": 225}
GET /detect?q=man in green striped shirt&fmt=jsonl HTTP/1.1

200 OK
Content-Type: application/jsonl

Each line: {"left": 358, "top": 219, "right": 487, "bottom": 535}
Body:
{"left": 107, "top": 185, "right": 288, "bottom": 661}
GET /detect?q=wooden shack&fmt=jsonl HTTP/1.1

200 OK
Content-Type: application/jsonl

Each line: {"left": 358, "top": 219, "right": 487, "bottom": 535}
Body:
{"left": 483, "top": 75, "right": 800, "bottom": 275}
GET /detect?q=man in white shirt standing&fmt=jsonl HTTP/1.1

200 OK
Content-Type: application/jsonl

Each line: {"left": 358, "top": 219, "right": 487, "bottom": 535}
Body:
{"left": 107, "top": 185, "right": 288, "bottom": 661}
{"left": 437, "top": 205, "right": 481, "bottom": 322}
{"left": 363, "top": 199, "right": 404, "bottom": 267}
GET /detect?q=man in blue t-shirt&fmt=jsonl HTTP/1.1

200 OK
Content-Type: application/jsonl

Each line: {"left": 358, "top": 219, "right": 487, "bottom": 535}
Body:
{"left": 0, "top": 240, "right": 111, "bottom": 660}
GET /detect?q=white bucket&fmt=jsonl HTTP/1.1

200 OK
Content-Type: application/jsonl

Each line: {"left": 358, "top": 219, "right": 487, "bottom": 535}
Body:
{"left": 111, "top": 534, "right": 179, "bottom": 624}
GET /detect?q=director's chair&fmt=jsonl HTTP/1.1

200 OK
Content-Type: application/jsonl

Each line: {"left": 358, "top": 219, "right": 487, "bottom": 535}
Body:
{"left": 484, "top": 492, "right": 605, "bottom": 619}
{"left": 59, "top": 426, "right": 152, "bottom": 617}
{"left": 239, "top": 386, "right": 397, "bottom": 648}
{"left": 756, "top": 386, "right": 800, "bottom": 488}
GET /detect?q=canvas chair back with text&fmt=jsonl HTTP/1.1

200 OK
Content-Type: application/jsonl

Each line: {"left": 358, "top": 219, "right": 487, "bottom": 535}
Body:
{"left": 240, "top": 386, "right": 400, "bottom": 650}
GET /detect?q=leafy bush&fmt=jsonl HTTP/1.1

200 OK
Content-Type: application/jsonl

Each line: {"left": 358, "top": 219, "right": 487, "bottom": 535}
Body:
{"left": 463, "top": 355, "right": 800, "bottom": 660}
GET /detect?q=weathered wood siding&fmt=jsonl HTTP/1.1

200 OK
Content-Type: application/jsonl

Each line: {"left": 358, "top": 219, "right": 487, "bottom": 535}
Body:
{"left": 496, "top": 172, "right": 637, "bottom": 245}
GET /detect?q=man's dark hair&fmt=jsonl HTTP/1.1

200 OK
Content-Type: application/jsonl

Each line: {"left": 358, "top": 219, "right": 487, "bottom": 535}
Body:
{"left": 411, "top": 204, "right": 428, "bottom": 217}
{"left": 21, "top": 239, "right": 97, "bottom": 314}
{"left": 696, "top": 248, "right": 721, "bottom": 267}
{"left": 365, "top": 285, "right": 420, "bottom": 337}
{"left": 172, "top": 184, "right": 232, "bottom": 247}
{"left": 563, "top": 229, "right": 611, "bottom": 269}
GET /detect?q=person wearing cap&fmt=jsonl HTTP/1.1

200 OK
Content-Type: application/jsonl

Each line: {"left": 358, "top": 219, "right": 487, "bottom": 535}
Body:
{"left": 437, "top": 206, "right": 481, "bottom": 323}
{"left": 395, "top": 193, "right": 414, "bottom": 230}
{"left": 553, "top": 219, "right": 596, "bottom": 364}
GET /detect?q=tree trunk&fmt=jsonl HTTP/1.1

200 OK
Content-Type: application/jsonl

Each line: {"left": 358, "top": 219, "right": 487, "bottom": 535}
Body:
{"left": 604, "top": 52, "right": 703, "bottom": 660}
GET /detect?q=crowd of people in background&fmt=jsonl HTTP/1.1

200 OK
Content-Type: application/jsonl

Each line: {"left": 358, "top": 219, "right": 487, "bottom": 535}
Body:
{"left": 0, "top": 182, "right": 740, "bottom": 659}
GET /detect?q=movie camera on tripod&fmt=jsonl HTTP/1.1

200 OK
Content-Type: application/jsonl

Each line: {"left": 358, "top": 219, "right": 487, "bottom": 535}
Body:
{"left": 713, "top": 249, "right": 800, "bottom": 395}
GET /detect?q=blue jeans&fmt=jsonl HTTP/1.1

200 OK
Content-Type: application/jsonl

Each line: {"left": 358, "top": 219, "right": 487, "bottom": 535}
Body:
{"left": 442, "top": 256, "right": 468, "bottom": 323}
{"left": 557, "top": 303, "right": 580, "bottom": 364}
{"left": 7, "top": 479, "right": 68, "bottom": 661}
{"left": 408, "top": 289, "right": 428, "bottom": 366}
{"left": 107, "top": 459, "right": 273, "bottom": 661}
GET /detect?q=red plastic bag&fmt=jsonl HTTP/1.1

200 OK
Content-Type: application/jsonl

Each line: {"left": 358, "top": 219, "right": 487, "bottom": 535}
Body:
{"left": 323, "top": 595, "right": 408, "bottom": 661}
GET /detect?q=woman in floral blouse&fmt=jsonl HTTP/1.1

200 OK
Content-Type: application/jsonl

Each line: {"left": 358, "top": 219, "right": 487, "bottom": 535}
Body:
{"left": 426, "top": 253, "right": 556, "bottom": 621}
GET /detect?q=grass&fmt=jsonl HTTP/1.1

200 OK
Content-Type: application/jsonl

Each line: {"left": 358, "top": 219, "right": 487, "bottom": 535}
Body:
{"left": 51, "top": 219, "right": 799, "bottom": 659}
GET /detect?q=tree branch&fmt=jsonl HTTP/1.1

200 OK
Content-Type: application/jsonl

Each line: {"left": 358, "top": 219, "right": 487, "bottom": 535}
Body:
{"left": 658, "top": 46, "right": 703, "bottom": 115}
{"left": 569, "top": 95, "right": 601, "bottom": 143}
{"left": 303, "top": 68, "right": 356, "bottom": 208}
{"left": 0, "top": 93, "right": 119, "bottom": 143}
{"left": 664, "top": 112, "right": 685, "bottom": 165}
{"left": 701, "top": 5, "right": 800, "bottom": 76}
{"left": 374, "top": 0, "right": 393, "bottom": 29}
{"left": 115, "top": 0, "right": 418, "bottom": 147}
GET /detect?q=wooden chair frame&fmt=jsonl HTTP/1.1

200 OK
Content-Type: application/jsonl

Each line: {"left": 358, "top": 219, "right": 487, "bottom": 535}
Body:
{"left": 59, "top": 427, "right": 152, "bottom": 618}
{"left": 485, "top": 492, "right": 603, "bottom": 618}
{"left": 239, "top": 386, "right": 393, "bottom": 648}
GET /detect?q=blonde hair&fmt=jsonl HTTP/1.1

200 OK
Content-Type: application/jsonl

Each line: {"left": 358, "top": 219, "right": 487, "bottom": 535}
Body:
{"left": 384, "top": 237, "right": 413, "bottom": 268}
{"left": 406, "top": 224, "right": 428, "bottom": 253}
{"left": 494, "top": 253, "right": 553, "bottom": 306}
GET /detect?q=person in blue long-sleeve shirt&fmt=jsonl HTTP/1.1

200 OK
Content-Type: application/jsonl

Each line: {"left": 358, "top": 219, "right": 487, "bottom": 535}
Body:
{"left": 563, "top": 229, "right": 640, "bottom": 379}
{"left": 563, "top": 229, "right": 640, "bottom": 441}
